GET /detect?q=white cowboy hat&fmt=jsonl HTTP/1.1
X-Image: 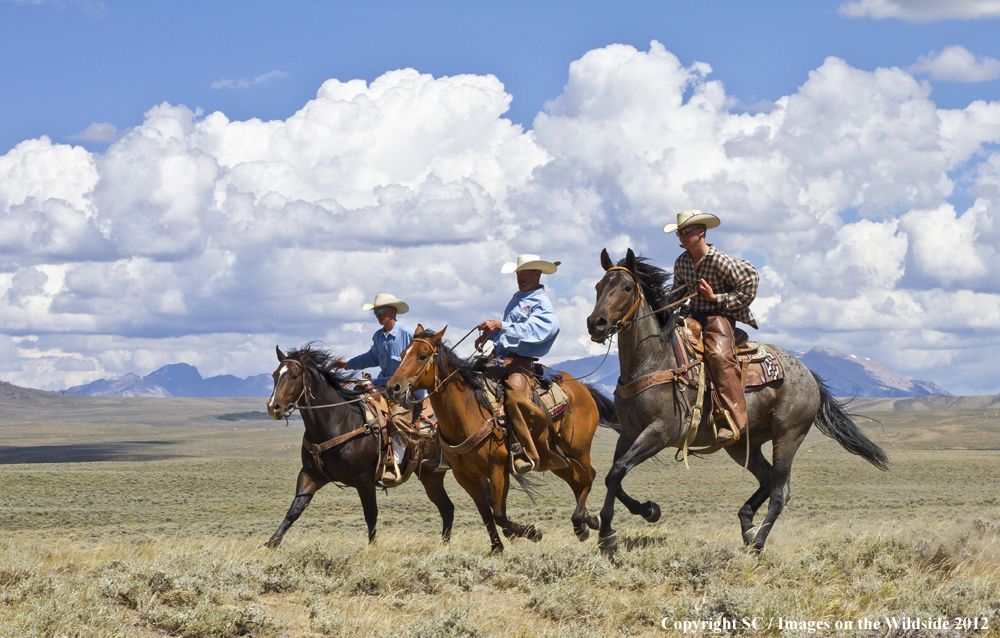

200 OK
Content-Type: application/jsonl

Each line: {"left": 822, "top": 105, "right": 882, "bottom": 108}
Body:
{"left": 362, "top": 293, "right": 409, "bottom": 314}
{"left": 500, "top": 254, "right": 560, "bottom": 275}
{"left": 663, "top": 209, "right": 721, "bottom": 234}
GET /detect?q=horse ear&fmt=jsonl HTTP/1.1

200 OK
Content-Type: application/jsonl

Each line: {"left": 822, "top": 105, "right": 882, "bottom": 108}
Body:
{"left": 600, "top": 248, "right": 613, "bottom": 271}
{"left": 276, "top": 346, "right": 286, "bottom": 361}
{"left": 430, "top": 326, "right": 447, "bottom": 345}
{"left": 626, "top": 248, "right": 638, "bottom": 273}
{"left": 416, "top": 323, "right": 424, "bottom": 335}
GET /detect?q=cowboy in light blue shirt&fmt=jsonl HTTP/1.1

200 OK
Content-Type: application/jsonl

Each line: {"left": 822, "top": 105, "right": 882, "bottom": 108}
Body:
{"left": 474, "top": 255, "right": 565, "bottom": 475}
{"left": 334, "top": 293, "right": 427, "bottom": 483}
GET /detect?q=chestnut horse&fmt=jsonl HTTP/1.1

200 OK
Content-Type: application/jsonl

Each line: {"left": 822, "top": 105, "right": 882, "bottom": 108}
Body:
{"left": 387, "top": 326, "right": 615, "bottom": 553}
{"left": 587, "top": 249, "right": 889, "bottom": 553}
{"left": 265, "top": 344, "right": 454, "bottom": 547}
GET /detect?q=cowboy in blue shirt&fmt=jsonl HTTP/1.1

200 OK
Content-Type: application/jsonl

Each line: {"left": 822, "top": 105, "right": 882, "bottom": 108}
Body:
{"left": 335, "top": 293, "right": 427, "bottom": 484}
{"left": 474, "top": 255, "right": 568, "bottom": 475}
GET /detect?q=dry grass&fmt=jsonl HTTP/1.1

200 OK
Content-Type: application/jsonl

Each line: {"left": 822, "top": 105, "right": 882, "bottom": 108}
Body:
{"left": 2, "top": 395, "right": 1000, "bottom": 637}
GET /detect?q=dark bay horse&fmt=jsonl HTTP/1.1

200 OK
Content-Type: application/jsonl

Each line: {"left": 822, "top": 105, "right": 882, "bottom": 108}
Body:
{"left": 265, "top": 344, "right": 454, "bottom": 547}
{"left": 387, "top": 327, "right": 615, "bottom": 553}
{"left": 587, "top": 249, "right": 889, "bottom": 553}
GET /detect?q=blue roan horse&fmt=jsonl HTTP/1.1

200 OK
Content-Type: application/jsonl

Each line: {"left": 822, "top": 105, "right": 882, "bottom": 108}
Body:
{"left": 587, "top": 249, "right": 888, "bottom": 553}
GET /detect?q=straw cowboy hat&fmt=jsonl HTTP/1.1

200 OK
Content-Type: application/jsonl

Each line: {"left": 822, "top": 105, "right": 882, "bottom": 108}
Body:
{"left": 362, "top": 293, "right": 409, "bottom": 314}
{"left": 663, "top": 209, "right": 721, "bottom": 234}
{"left": 500, "top": 254, "right": 560, "bottom": 275}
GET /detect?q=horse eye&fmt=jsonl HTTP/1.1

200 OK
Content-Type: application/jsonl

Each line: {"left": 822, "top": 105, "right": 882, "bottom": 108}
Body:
{"left": 418, "top": 354, "right": 428, "bottom": 361}
{"left": 624, "top": 285, "right": 632, "bottom": 293}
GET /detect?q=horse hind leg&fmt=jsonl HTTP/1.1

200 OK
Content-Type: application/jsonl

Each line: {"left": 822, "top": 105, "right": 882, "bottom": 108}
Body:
{"left": 267, "top": 470, "right": 322, "bottom": 548}
{"left": 725, "top": 442, "right": 773, "bottom": 547}
{"left": 742, "top": 430, "right": 806, "bottom": 553}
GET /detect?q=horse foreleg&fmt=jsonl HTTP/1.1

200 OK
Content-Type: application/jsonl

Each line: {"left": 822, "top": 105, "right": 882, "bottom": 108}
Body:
{"left": 452, "top": 472, "right": 505, "bottom": 553}
{"left": 725, "top": 441, "right": 773, "bottom": 546}
{"left": 599, "top": 426, "right": 670, "bottom": 551}
{"left": 357, "top": 480, "right": 379, "bottom": 544}
{"left": 418, "top": 471, "right": 455, "bottom": 543}
{"left": 487, "top": 464, "right": 538, "bottom": 542}
{"left": 267, "top": 470, "right": 322, "bottom": 548}
{"left": 608, "top": 435, "right": 661, "bottom": 523}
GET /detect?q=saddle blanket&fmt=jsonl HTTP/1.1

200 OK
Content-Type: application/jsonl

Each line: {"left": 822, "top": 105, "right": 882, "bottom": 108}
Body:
{"left": 673, "top": 320, "right": 785, "bottom": 391}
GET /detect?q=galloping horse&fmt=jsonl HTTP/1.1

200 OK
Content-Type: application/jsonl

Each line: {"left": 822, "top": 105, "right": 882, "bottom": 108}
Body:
{"left": 587, "top": 249, "right": 889, "bottom": 553}
{"left": 387, "top": 326, "right": 615, "bottom": 553}
{"left": 265, "top": 344, "right": 454, "bottom": 547}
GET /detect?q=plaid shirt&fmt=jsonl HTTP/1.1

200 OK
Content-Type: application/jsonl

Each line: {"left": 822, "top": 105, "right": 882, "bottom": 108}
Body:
{"left": 664, "top": 244, "right": 759, "bottom": 328}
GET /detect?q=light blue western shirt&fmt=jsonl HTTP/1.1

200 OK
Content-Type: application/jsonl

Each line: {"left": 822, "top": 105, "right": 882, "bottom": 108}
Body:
{"left": 492, "top": 286, "right": 560, "bottom": 358}
{"left": 345, "top": 321, "right": 417, "bottom": 388}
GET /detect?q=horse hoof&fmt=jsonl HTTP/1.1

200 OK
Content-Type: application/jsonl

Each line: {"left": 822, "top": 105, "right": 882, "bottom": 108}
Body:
{"left": 587, "top": 515, "right": 601, "bottom": 530}
{"left": 264, "top": 536, "right": 282, "bottom": 549}
{"left": 597, "top": 532, "right": 618, "bottom": 551}
{"left": 575, "top": 526, "right": 590, "bottom": 542}
{"left": 490, "top": 543, "right": 505, "bottom": 555}
{"left": 742, "top": 526, "right": 759, "bottom": 546}
{"left": 503, "top": 528, "right": 514, "bottom": 539}
{"left": 526, "top": 525, "right": 543, "bottom": 543}
{"left": 643, "top": 502, "right": 661, "bottom": 523}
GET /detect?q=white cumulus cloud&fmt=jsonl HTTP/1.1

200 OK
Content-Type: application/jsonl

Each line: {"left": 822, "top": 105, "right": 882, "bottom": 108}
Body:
{"left": 840, "top": 0, "right": 1000, "bottom": 21}
{"left": 911, "top": 45, "right": 1000, "bottom": 82}
{"left": 2, "top": 43, "right": 1000, "bottom": 394}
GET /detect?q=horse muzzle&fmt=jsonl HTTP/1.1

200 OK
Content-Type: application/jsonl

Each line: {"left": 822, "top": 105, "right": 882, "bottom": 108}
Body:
{"left": 587, "top": 314, "right": 612, "bottom": 343}
{"left": 386, "top": 381, "right": 408, "bottom": 404}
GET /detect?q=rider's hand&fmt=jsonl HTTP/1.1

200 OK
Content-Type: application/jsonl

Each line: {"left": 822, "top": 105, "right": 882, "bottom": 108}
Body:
{"left": 475, "top": 320, "right": 501, "bottom": 350}
{"left": 698, "top": 279, "right": 717, "bottom": 303}
{"left": 333, "top": 358, "right": 348, "bottom": 369}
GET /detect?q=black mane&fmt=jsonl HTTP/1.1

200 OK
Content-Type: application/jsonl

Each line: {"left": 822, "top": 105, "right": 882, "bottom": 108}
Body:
{"left": 285, "top": 342, "right": 367, "bottom": 414}
{"left": 616, "top": 254, "right": 678, "bottom": 338}
{"left": 414, "top": 329, "right": 495, "bottom": 412}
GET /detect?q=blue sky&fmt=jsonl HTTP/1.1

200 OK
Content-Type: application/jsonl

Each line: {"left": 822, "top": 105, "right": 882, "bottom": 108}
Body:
{"left": 5, "top": 0, "right": 999, "bottom": 153}
{"left": 2, "top": 0, "right": 1000, "bottom": 394}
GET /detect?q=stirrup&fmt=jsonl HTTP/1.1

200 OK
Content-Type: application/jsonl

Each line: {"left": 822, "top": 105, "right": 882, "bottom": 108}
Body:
{"left": 421, "top": 454, "right": 451, "bottom": 472}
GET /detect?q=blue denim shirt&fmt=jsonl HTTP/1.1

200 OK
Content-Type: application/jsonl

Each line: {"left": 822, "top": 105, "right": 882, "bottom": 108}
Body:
{"left": 345, "top": 322, "right": 416, "bottom": 387}
{"left": 493, "top": 286, "right": 560, "bottom": 358}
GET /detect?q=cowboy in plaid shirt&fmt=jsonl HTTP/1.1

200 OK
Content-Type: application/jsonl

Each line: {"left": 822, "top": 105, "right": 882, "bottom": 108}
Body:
{"left": 663, "top": 210, "right": 760, "bottom": 444}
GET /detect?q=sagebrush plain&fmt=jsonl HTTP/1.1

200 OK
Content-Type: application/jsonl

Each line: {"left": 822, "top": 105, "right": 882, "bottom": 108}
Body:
{"left": 1, "top": 385, "right": 999, "bottom": 637}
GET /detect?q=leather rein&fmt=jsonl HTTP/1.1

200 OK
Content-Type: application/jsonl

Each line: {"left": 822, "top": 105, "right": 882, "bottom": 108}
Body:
{"left": 404, "top": 338, "right": 502, "bottom": 457}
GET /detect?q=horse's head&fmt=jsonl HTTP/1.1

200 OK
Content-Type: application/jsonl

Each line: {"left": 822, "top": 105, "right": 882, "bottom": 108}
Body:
{"left": 588, "top": 247, "right": 642, "bottom": 343}
{"left": 268, "top": 346, "right": 309, "bottom": 419}
{"left": 387, "top": 324, "right": 445, "bottom": 403}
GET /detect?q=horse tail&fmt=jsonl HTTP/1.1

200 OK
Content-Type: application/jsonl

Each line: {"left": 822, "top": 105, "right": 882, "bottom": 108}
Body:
{"left": 511, "top": 473, "right": 542, "bottom": 503}
{"left": 584, "top": 383, "right": 619, "bottom": 431}
{"left": 811, "top": 372, "right": 889, "bottom": 471}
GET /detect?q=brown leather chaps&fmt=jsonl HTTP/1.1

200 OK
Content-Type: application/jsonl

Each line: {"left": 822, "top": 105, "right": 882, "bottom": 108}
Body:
{"left": 702, "top": 315, "right": 748, "bottom": 431}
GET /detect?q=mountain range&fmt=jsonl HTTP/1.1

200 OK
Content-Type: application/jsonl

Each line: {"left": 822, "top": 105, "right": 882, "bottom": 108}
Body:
{"left": 61, "top": 363, "right": 272, "bottom": 398}
{"left": 57, "top": 345, "right": 951, "bottom": 399}
{"left": 549, "top": 345, "right": 950, "bottom": 399}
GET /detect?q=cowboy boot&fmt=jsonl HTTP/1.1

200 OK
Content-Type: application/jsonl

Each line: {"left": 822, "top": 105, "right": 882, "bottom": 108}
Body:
{"left": 504, "top": 384, "right": 568, "bottom": 472}
{"left": 704, "top": 316, "right": 749, "bottom": 445}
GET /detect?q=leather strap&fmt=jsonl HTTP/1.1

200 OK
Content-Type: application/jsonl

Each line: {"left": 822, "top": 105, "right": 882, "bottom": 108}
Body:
{"left": 615, "top": 361, "right": 701, "bottom": 399}
{"left": 438, "top": 418, "right": 501, "bottom": 456}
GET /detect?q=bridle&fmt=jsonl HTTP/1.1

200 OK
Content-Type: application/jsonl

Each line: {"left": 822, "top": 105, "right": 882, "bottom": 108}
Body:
{"left": 595, "top": 267, "right": 696, "bottom": 344}
{"left": 399, "top": 338, "right": 463, "bottom": 402}
{"left": 274, "top": 358, "right": 367, "bottom": 421}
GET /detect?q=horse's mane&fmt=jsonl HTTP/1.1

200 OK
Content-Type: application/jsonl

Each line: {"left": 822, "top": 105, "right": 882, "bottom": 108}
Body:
{"left": 616, "top": 254, "right": 678, "bottom": 339}
{"left": 285, "top": 342, "right": 366, "bottom": 415}
{"left": 414, "top": 329, "right": 495, "bottom": 413}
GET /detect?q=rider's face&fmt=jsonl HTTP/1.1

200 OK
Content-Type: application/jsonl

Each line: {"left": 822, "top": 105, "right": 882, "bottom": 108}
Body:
{"left": 677, "top": 225, "right": 705, "bottom": 249}
{"left": 374, "top": 307, "right": 397, "bottom": 327}
{"left": 516, "top": 269, "right": 542, "bottom": 292}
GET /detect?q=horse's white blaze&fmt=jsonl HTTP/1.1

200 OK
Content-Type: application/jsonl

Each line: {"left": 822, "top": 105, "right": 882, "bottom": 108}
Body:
{"left": 268, "top": 364, "right": 291, "bottom": 408}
